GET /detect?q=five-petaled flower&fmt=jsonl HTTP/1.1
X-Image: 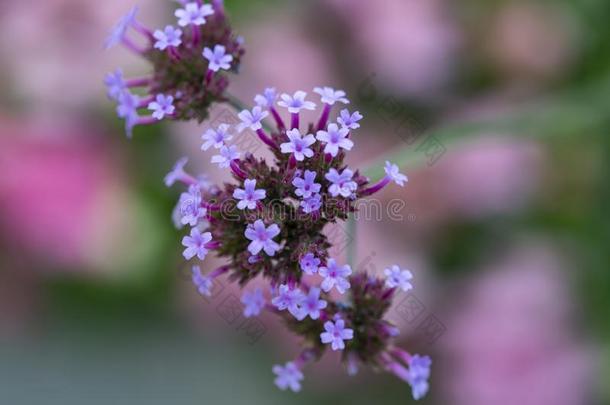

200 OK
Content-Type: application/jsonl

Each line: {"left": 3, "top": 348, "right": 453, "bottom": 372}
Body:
{"left": 320, "top": 319, "right": 354, "bottom": 351}
{"left": 280, "top": 129, "right": 316, "bottom": 161}
{"left": 191, "top": 265, "right": 213, "bottom": 296}
{"left": 384, "top": 265, "right": 413, "bottom": 292}
{"left": 175, "top": 2, "right": 214, "bottom": 27}
{"left": 292, "top": 170, "right": 321, "bottom": 199}
{"left": 233, "top": 179, "right": 266, "bottom": 210}
{"left": 408, "top": 355, "right": 432, "bottom": 400}
{"left": 299, "top": 253, "right": 320, "bottom": 275}
{"left": 271, "top": 284, "right": 305, "bottom": 318}
{"left": 278, "top": 91, "right": 316, "bottom": 113}
{"left": 337, "top": 109, "right": 363, "bottom": 130}
{"left": 116, "top": 91, "right": 140, "bottom": 119}
{"left": 314, "top": 86, "right": 349, "bottom": 106}
{"left": 178, "top": 186, "right": 207, "bottom": 226}
{"left": 316, "top": 123, "right": 353, "bottom": 157}
{"left": 245, "top": 220, "right": 280, "bottom": 256}
{"left": 181, "top": 228, "right": 213, "bottom": 260}
{"left": 237, "top": 106, "right": 269, "bottom": 132}
{"left": 254, "top": 87, "right": 277, "bottom": 108}
{"left": 148, "top": 94, "right": 175, "bottom": 120}
{"left": 211, "top": 145, "right": 239, "bottom": 168}
{"left": 319, "top": 259, "right": 352, "bottom": 294}
{"left": 273, "top": 362, "right": 304, "bottom": 392}
{"left": 300, "top": 193, "right": 322, "bottom": 214}
{"left": 325, "top": 168, "right": 357, "bottom": 198}
{"left": 202, "top": 124, "right": 233, "bottom": 150}
{"left": 297, "top": 287, "right": 327, "bottom": 320}
{"left": 203, "top": 44, "right": 233, "bottom": 72}
{"left": 241, "top": 288, "right": 266, "bottom": 318}
{"left": 153, "top": 25, "right": 183, "bottom": 50}
{"left": 384, "top": 161, "right": 408, "bottom": 187}
{"left": 104, "top": 69, "right": 126, "bottom": 100}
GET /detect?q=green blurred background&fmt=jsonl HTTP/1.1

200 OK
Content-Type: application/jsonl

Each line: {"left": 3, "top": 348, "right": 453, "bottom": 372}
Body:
{"left": 0, "top": 0, "right": 609, "bottom": 403}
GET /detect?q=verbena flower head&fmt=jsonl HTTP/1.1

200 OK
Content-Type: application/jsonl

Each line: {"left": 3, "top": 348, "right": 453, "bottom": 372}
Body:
{"left": 150, "top": 85, "right": 429, "bottom": 400}
{"left": 105, "top": 2, "right": 244, "bottom": 136}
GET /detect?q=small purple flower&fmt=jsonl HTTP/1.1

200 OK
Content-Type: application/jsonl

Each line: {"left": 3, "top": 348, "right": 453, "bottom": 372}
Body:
{"left": 178, "top": 185, "right": 207, "bottom": 226}
{"left": 181, "top": 228, "right": 213, "bottom": 260}
{"left": 164, "top": 157, "right": 189, "bottom": 187}
{"left": 292, "top": 170, "right": 321, "bottom": 199}
{"left": 116, "top": 90, "right": 140, "bottom": 119}
{"left": 280, "top": 129, "right": 316, "bottom": 161}
{"left": 201, "top": 124, "right": 232, "bottom": 150}
{"left": 313, "top": 86, "right": 349, "bottom": 105}
{"left": 148, "top": 94, "right": 175, "bottom": 120}
{"left": 271, "top": 284, "right": 305, "bottom": 318}
{"left": 241, "top": 288, "right": 266, "bottom": 318}
{"left": 237, "top": 106, "right": 269, "bottom": 132}
{"left": 244, "top": 220, "right": 280, "bottom": 256}
{"left": 104, "top": 69, "right": 126, "bottom": 100}
{"left": 297, "top": 287, "right": 327, "bottom": 320}
{"left": 254, "top": 87, "right": 277, "bottom": 108}
{"left": 233, "top": 179, "right": 266, "bottom": 210}
{"left": 153, "top": 25, "right": 182, "bottom": 50}
{"left": 384, "top": 161, "right": 408, "bottom": 186}
{"left": 325, "top": 168, "right": 357, "bottom": 198}
{"left": 278, "top": 91, "right": 316, "bottom": 114}
{"left": 408, "top": 355, "right": 432, "bottom": 400}
{"left": 316, "top": 123, "right": 353, "bottom": 157}
{"left": 319, "top": 259, "right": 351, "bottom": 294}
{"left": 300, "top": 193, "right": 322, "bottom": 214}
{"left": 203, "top": 44, "right": 233, "bottom": 72}
{"left": 384, "top": 265, "right": 413, "bottom": 292}
{"left": 272, "top": 362, "right": 303, "bottom": 392}
{"left": 105, "top": 6, "right": 138, "bottom": 49}
{"left": 191, "top": 265, "right": 213, "bottom": 296}
{"left": 211, "top": 145, "right": 239, "bottom": 168}
{"left": 337, "top": 109, "right": 363, "bottom": 130}
{"left": 299, "top": 253, "right": 320, "bottom": 275}
{"left": 320, "top": 319, "right": 354, "bottom": 351}
{"left": 175, "top": 2, "right": 214, "bottom": 27}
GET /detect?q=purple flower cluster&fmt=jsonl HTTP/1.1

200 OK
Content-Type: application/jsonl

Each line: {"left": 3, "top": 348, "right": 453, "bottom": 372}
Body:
{"left": 104, "top": 6, "right": 428, "bottom": 398}
{"left": 104, "top": 2, "right": 244, "bottom": 137}
{"left": 159, "top": 86, "right": 427, "bottom": 398}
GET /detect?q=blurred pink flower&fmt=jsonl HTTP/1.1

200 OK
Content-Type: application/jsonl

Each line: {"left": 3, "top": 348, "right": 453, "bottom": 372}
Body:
{"left": 440, "top": 242, "right": 595, "bottom": 405}
{"left": 487, "top": 2, "right": 578, "bottom": 83}
{"left": 436, "top": 135, "right": 542, "bottom": 218}
{"left": 0, "top": 0, "right": 162, "bottom": 113}
{"left": 0, "top": 118, "right": 115, "bottom": 268}
{"left": 327, "top": 0, "right": 459, "bottom": 97}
